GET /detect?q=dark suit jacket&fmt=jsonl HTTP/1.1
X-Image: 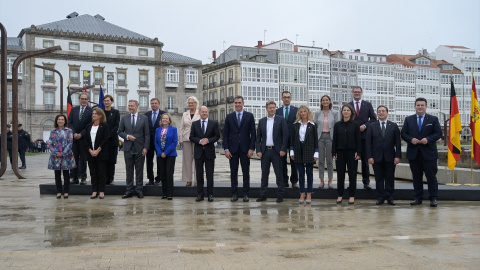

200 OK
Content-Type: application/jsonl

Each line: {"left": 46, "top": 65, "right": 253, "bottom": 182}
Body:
{"left": 85, "top": 123, "right": 109, "bottom": 161}
{"left": 256, "top": 115, "right": 288, "bottom": 155}
{"left": 118, "top": 113, "right": 150, "bottom": 154}
{"left": 103, "top": 108, "right": 120, "bottom": 147}
{"left": 276, "top": 106, "right": 298, "bottom": 147}
{"left": 68, "top": 105, "right": 93, "bottom": 140}
{"left": 401, "top": 113, "right": 442, "bottom": 161}
{"left": 365, "top": 120, "right": 402, "bottom": 163}
{"left": 348, "top": 100, "right": 376, "bottom": 139}
{"left": 189, "top": 119, "right": 220, "bottom": 160}
{"left": 223, "top": 111, "right": 256, "bottom": 154}
{"left": 145, "top": 109, "right": 166, "bottom": 148}
{"left": 291, "top": 121, "right": 319, "bottom": 164}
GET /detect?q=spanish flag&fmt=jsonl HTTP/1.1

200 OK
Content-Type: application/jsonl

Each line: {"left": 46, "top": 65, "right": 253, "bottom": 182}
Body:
{"left": 448, "top": 78, "right": 462, "bottom": 170}
{"left": 471, "top": 76, "right": 480, "bottom": 166}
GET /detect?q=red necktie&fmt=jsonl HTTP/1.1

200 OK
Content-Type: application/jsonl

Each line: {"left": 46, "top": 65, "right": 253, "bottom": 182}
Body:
{"left": 356, "top": 101, "right": 360, "bottom": 117}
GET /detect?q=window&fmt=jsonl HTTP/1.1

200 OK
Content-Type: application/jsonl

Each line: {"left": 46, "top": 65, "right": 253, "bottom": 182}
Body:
{"left": 117, "top": 46, "right": 126, "bottom": 54}
{"left": 139, "top": 96, "right": 148, "bottom": 111}
{"left": 71, "top": 93, "right": 79, "bottom": 106}
{"left": 166, "top": 69, "right": 179, "bottom": 82}
{"left": 117, "top": 72, "right": 126, "bottom": 85}
{"left": 185, "top": 70, "right": 198, "bottom": 84}
{"left": 139, "top": 72, "right": 148, "bottom": 87}
{"left": 43, "top": 40, "right": 54, "bottom": 48}
{"left": 229, "top": 69, "right": 234, "bottom": 82}
{"left": 70, "top": 69, "right": 79, "bottom": 83}
{"left": 69, "top": 42, "right": 80, "bottom": 51}
{"left": 44, "top": 92, "right": 54, "bottom": 110}
{"left": 139, "top": 48, "right": 148, "bottom": 56}
{"left": 93, "top": 44, "right": 104, "bottom": 53}
{"left": 220, "top": 72, "right": 225, "bottom": 85}
{"left": 44, "top": 69, "right": 54, "bottom": 82}
{"left": 6, "top": 58, "right": 23, "bottom": 74}
{"left": 167, "top": 96, "right": 174, "bottom": 109}
{"left": 94, "top": 71, "right": 103, "bottom": 84}
{"left": 117, "top": 95, "right": 126, "bottom": 110}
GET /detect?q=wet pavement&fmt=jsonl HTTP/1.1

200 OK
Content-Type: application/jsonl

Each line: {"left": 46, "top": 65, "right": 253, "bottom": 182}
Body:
{"left": 0, "top": 153, "right": 479, "bottom": 269}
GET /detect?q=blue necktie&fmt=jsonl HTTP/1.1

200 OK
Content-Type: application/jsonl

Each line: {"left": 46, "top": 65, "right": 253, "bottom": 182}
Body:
{"left": 418, "top": 116, "right": 423, "bottom": 132}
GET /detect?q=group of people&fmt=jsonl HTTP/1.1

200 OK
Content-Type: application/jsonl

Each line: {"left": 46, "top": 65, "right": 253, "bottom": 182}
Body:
{"left": 47, "top": 87, "right": 442, "bottom": 207}
{"left": 0, "top": 123, "right": 30, "bottom": 169}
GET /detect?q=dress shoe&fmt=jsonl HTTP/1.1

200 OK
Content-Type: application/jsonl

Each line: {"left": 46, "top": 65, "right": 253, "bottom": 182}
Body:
{"left": 430, "top": 199, "right": 438, "bottom": 207}
{"left": 410, "top": 199, "right": 423, "bottom": 205}
{"left": 80, "top": 179, "right": 87, "bottom": 185}
{"left": 364, "top": 184, "right": 372, "bottom": 190}
{"left": 195, "top": 195, "right": 204, "bottom": 202}
{"left": 146, "top": 181, "right": 154, "bottom": 186}
{"left": 167, "top": 197, "right": 173, "bottom": 200}
{"left": 161, "top": 196, "right": 168, "bottom": 199}
{"left": 19, "top": 165, "right": 26, "bottom": 169}
{"left": 276, "top": 196, "right": 283, "bottom": 203}
{"left": 136, "top": 192, "right": 144, "bottom": 198}
{"left": 71, "top": 178, "right": 79, "bottom": 185}
{"left": 208, "top": 195, "right": 214, "bottom": 202}
{"left": 256, "top": 196, "right": 267, "bottom": 202}
{"left": 284, "top": 183, "right": 289, "bottom": 188}
{"left": 243, "top": 195, "right": 249, "bottom": 202}
{"left": 186, "top": 181, "right": 192, "bottom": 187}
{"left": 292, "top": 183, "right": 299, "bottom": 189}
{"left": 387, "top": 200, "right": 395, "bottom": 206}
{"left": 154, "top": 181, "right": 161, "bottom": 186}
{"left": 231, "top": 194, "right": 238, "bottom": 202}
{"left": 110, "top": 180, "right": 115, "bottom": 186}
{"left": 122, "top": 192, "right": 133, "bottom": 199}
{"left": 376, "top": 199, "right": 385, "bottom": 205}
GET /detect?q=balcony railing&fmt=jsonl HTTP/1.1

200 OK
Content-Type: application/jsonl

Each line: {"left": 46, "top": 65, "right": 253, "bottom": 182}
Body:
{"left": 227, "top": 96, "right": 234, "bottom": 103}
{"left": 229, "top": 78, "right": 233, "bottom": 83}
{"left": 220, "top": 80, "right": 224, "bottom": 85}
{"left": 45, "top": 104, "right": 54, "bottom": 110}
{"left": 213, "top": 99, "right": 218, "bottom": 105}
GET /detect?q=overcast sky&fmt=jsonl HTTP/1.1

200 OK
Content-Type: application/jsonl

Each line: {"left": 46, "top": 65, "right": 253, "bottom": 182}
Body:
{"left": 1, "top": 0, "right": 479, "bottom": 63}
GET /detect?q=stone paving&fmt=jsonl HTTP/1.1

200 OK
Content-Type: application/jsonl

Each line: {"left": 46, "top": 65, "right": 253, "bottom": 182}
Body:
{"left": 0, "top": 152, "right": 479, "bottom": 269}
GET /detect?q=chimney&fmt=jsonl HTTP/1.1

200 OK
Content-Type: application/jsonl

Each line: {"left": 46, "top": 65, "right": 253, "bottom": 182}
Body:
{"left": 257, "top": 41, "right": 263, "bottom": 48}
{"left": 212, "top": 50, "right": 216, "bottom": 61}
{"left": 354, "top": 49, "right": 360, "bottom": 53}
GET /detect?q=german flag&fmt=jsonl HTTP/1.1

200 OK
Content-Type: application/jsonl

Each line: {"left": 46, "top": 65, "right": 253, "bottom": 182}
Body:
{"left": 448, "top": 77, "right": 462, "bottom": 170}
{"left": 471, "top": 76, "right": 480, "bottom": 166}
{"left": 67, "top": 80, "right": 73, "bottom": 119}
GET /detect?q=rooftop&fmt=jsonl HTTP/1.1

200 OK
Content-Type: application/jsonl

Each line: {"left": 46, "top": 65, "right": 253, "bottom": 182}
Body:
{"left": 0, "top": 37, "right": 24, "bottom": 49}
{"left": 162, "top": 51, "right": 201, "bottom": 64}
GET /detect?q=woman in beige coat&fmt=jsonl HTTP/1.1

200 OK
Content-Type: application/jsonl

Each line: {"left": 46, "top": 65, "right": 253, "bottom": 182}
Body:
{"left": 180, "top": 96, "right": 201, "bottom": 186}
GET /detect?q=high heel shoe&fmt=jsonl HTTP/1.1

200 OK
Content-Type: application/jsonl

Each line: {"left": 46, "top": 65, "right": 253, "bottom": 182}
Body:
{"left": 348, "top": 198, "right": 355, "bottom": 205}
{"left": 306, "top": 193, "right": 312, "bottom": 204}
{"left": 56, "top": 194, "right": 62, "bottom": 199}
{"left": 90, "top": 193, "right": 98, "bottom": 199}
{"left": 319, "top": 180, "right": 325, "bottom": 189}
{"left": 336, "top": 198, "right": 343, "bottom": 204}
{"left": 63, "top": 194, "right": 68, "bottom": 199}
{"left": 328, "top": 180, "right": 333, "bottom": 189}
{"left": 99, "top": 193, "right": 104, "bottom": 199}
{"left": 298, "top": 193, "right": 306, "bottom": 203}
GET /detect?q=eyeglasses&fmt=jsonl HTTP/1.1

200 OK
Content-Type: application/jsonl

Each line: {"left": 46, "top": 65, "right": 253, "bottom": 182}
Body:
{"left": 282, "top": 96, "right": 291, "bottom": 99}
{"left": 80, "top": 98, "right": 88, "bottom": 101}
{"left": 353, "top": 91, "right": 362, "bottom": 94}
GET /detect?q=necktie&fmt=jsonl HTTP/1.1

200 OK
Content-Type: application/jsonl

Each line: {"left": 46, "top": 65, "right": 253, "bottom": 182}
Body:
{"left": 237, "top": 113, "right": 241, "bottom": 126}
{"left": 132, "top": 114, "right": 136, "bottom": 130}
{"left": 152, "top": 112, "right": 157, "bottom": 126}
{"left": 202, "top": 120, "right": 206, "bottom": 135}
{"left": 356, "top": 101, "right": 360, "bottom": 117}
{"left": 285, "top": 106, "right": 289, "bottom": 121}
{"left": 418, "top": 116, "right": 423, "bottom": 132}
{"left": 79, "top": 107, "right": 84, "bottom": 120}
{"left": 381, "top": 121, "right": 386, "bottom": 137}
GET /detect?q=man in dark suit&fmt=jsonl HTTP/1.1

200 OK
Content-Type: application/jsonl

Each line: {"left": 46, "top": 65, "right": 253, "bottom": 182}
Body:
{"left": 190, "top": 106, "right": 220, "bottom": 202}
{"left": 276, "top": 91, "right": 298, "bottom": 188}
{"left": 118, "top": 100, "right": 150, "bottom": 199}
{"left": 348, "top": 86, "right": 376, "bottom": 189}
{"left": 67, "top": 92, "right": 93, "bottom": 185}
{"left": 223, "top": 96, "right": 256, "bottom": 202}
{"left": 366, "top": 106, "right": 402, "bottom": 205}
{"left": 401, "top": 97, "right": 442, "bottom": 207}
{"left": 144, "top": 98, "right": 165, "bottom": 186}
{"left": 257, "top": 101, "right": 288, "bottom": 203}
{"left": 17, "top": 124, "right": 30, "bottom": 169}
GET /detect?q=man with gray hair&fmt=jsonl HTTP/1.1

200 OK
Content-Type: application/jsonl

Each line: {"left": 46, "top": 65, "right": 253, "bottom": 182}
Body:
{"left": 145, "top": 97, "right": 165, "bottom": 186}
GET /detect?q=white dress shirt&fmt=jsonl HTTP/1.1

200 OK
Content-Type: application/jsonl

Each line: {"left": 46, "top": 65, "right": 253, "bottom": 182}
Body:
{"left": 290, "top": 121, "right": 319, "bottom": 158}
{"left": 266, "top": 116, "right": 274, "bottom": 147}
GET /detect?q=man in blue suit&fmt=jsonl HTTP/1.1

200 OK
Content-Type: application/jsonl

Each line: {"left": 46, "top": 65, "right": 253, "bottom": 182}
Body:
{"left": 276, "top": 91, "right": 298, "bottom": 188}
{"left": 349, "top": 87, "right": 377, "bottom": 190}
{"left": 401, "top": 98, "right": 442, "bottom": 207}
{"left": 67, "top": 92, "right": 93, "bottom": 185}
{"left": 144, "top": 98, "right": 166, "bottom": 186}
{"left": 257, "top": 101, "right": 288, "bottom": 203}
{"left": 223, "top": 96, "right": 256, "bottom": 202}
{"left": 366, "top": 106, "right": 401, "bottom": 205}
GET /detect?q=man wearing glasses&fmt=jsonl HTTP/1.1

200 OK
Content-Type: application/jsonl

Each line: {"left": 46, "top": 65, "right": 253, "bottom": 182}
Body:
{"left": 68, "top": 93, "right": 93, "bottom": 185}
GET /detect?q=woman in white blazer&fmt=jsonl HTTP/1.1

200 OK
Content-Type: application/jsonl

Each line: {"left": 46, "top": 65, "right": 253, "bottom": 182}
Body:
{"left": 314, "top": 95, "right": 339, "bottom": 189}
{"left": 180, "top": 96, "right": 201, "bottom": 186}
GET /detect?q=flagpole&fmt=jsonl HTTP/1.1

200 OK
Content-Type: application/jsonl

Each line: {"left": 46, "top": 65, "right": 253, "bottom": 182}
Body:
{"left": 446, "top": 73, "right": 462, "bottom": 186}
{"left": 465, "top": 71, "right": 480, "bottom": 186}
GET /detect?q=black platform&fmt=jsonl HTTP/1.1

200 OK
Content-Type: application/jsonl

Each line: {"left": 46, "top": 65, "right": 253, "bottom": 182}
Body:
{"left": 39, "top": 182, "right": 480, "bottom": 201}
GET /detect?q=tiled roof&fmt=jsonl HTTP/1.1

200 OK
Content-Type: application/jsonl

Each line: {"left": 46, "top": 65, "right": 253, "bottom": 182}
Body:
{"left": 22, "top": 14, "right": 160, "bottom": 43}
{"left": 445, "top": 45, "right": 470, "bottom": 49}
{"left": 162, "top": 51, "right": 201, "bottom": 64}
{"left": 386, "top": 54, "right": 462, "bottom": 73}
{"left": 0, "top": 37, "right": 23, "bottom": 49}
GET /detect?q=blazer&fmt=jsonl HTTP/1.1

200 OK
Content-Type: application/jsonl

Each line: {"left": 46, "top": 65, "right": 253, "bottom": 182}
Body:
{"left": 332, "top": 120, "right": 361, "bottom": 156}
{"left": 179, "top": 111, "right": 201, "bottom": 142}
{"left": 118, "top": 113, "right": 150, "bottom": 154}
{"left": 290, "top": 121, "right": 319, "bottom": 164}
{"left": 103, "top": 108, "right": 120, "bottom": 147}
{"left": 256, "top": 115, "right": 288, "bottom": 155}
{"left": 47, "top": 127, "right": 76, "bottom": 170}
{"left": 223, "top": 110, "right": 256, "bottom": 154}
{"left": 314, "top": 109, "right": 339, "bottom": 140}
{"left": 154, "top": 126, "right": 178, "bottom": 157}
{"left": 401, "top": 113, "right": 442, "bottom": 161}
{"left": 67, "top": 105, "right": 93, "bottom": 139}
{"left": 348, "top": 100, "right": 377, "bottom": 139}
{"left": 276, "top": 105, "right": 298, "bottom": 146}
{"left": 365, "top": 120, "right": 402, "bottom": 163}
{"left": 85, "top": 123, "right": 109, "bottom": 161}
{"left": 189, "top": 119, "right": 220, "bottom": 160}
{"left": 144, "top": 109, "right": 166, "bottom": 147}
